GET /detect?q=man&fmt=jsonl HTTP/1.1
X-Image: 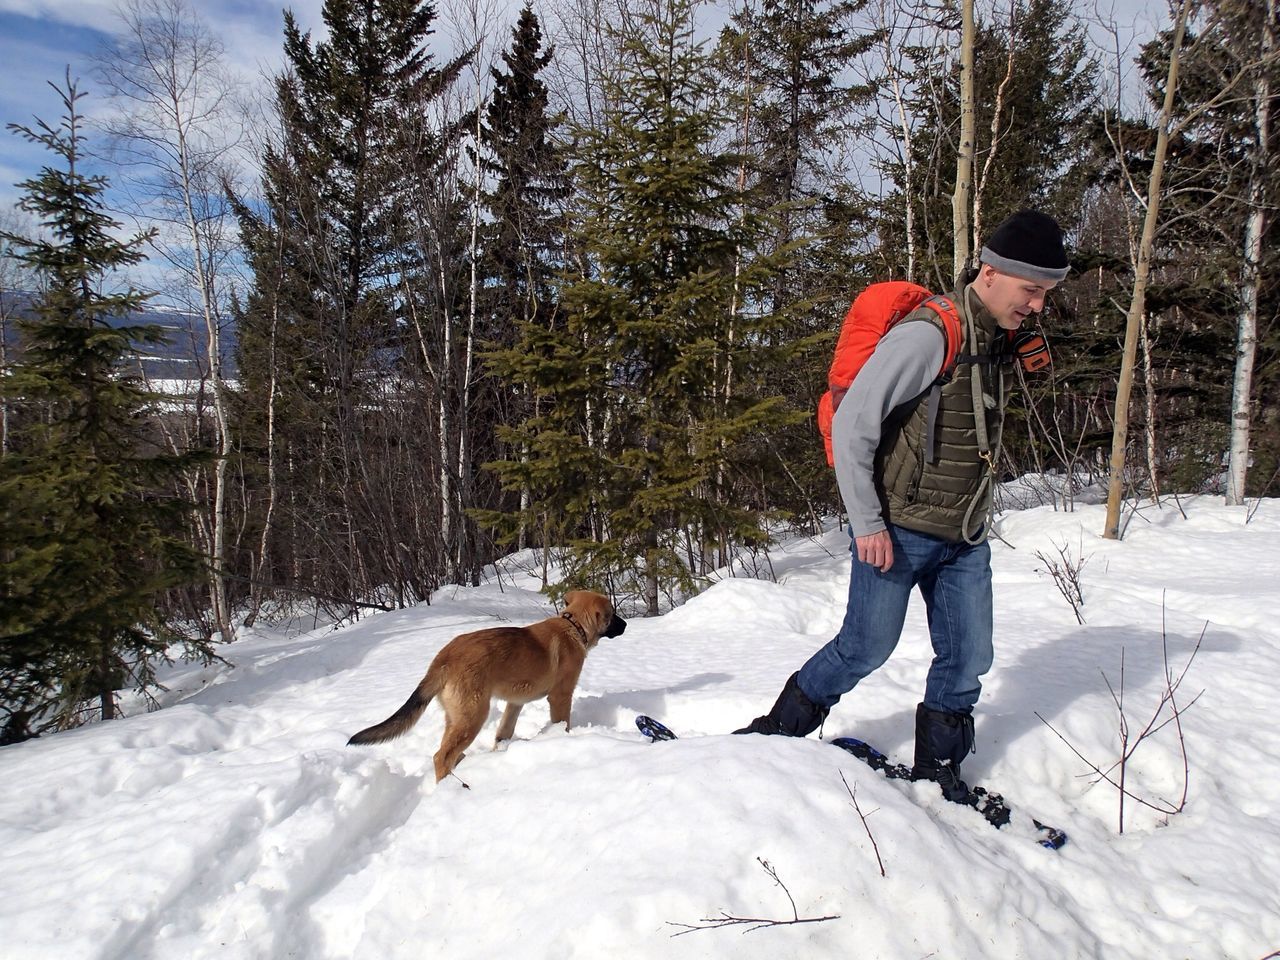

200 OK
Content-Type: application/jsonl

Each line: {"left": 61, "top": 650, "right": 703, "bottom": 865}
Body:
{"left": 736, "top": 209, "right": 1070, "bottom": 803}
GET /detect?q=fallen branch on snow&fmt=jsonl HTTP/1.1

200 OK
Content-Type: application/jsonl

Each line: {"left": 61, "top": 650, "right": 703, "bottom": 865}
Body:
{"left": 667, "top": 857, "right": 840, "bottom": 936}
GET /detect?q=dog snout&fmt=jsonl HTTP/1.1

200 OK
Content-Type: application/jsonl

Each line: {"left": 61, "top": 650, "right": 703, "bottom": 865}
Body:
{"left": 605, "top": 613, "right": 627, "bottom": 638}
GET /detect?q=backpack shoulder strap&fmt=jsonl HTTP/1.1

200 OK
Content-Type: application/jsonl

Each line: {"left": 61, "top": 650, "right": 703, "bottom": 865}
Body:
{"left": 912, "top": 294, "right": 963, "bottom": 466}
{"left": 916, "top": 294, "right": 964, "bottom": 380}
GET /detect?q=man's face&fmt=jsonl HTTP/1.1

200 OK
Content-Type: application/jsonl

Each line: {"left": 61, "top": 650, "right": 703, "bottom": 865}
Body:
{"left": 976, "top": 264, "right": 1058, "bottom": 330}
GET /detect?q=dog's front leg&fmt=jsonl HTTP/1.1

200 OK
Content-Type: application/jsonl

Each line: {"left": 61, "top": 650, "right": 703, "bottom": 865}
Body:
{"left": 495, "top": 701, "right": 523, "bottom": 745}
{"left": 549, "top": 654, "right": 584, "bottom": 730}
{"left": 547, "top": 682, "right": 576, "bottom": 730}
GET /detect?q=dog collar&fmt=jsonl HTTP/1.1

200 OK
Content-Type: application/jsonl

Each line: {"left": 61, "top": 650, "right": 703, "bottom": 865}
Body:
{"left": 561, "top": 611, "right": 588, "bottom": 646}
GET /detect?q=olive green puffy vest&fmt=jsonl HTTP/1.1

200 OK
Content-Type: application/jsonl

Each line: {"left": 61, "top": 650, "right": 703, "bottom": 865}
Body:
{"left": 875, "top": 283, "right": 1009, "bottom": 543}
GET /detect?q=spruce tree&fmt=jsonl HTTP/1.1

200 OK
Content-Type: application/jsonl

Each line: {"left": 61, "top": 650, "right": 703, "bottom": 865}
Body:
{"left": 0, "top": 76, "right": 207, "bottom": 740}
{"left": 720, "top": 0, "right": 879, "bottom": 309}
{"left": 477, "top": 5, "right": 568, "bottom": 319}
{"left": 717, "top": 0, "right": 882, "bottom": 524}
{"left": 531, "top": 0, "right": 801, "bottom": 614}
{"left": 474, "top": 6, "right": 573, "bottom": 557}
{"left": 232, "top": 0, "right": 472, "bottom": 605}
{"left": 277, "top": 0, "right": 466, "bottom": 324}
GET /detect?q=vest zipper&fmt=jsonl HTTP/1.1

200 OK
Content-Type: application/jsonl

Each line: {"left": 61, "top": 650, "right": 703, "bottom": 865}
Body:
{"left": 907, "top": 444, "right": 926, "bottom": 503}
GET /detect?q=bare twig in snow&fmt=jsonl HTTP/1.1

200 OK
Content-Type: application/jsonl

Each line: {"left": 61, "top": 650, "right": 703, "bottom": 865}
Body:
{"left": 1034, "top": 539, "right": 1089, "bottom": 624}
{"left": 841, "top": 770, "right": 886, "bottom": 877}
{"left": 1036, "top": 604, "right": 1205, "bottom": 833}
{"left": 667, "top": 857, "right": 840, "bottom": 936}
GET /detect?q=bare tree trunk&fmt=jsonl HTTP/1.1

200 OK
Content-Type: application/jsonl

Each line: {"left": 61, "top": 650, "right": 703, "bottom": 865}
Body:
{"left": 1140, "top": 309, "right": 1159, "bottom": 498}
{"left": 645, "top": 526, "right": 660, "bottom": 617}
{"left": 177, "top": 121, "right": 233, "bottom": 642}
{"left": 450, "top": 0, "right": 497, "bottom": 584}
{"left": 248, "top": 269, "right": 282, "bottom": 627}
{"left": 437, "top": 250, "right": 455, "bottom": 570}
{"left": 96, "top": 0, "right": 240, "bottom": 638}
{"left": 951, "top": 0, "right": 976, "bottom": 284}
{"left": 1226, "top": 0, "right": 1273, "bottom": 506}
{"left": 972, "top": 0, "right": 1017, "bottom": 255}
{"left": 459, "top": 126, "right": 481, "bottom": 581}
{"left": 715, "top": 0, "right": 755, "bottom": 571}
{"left": 1103, "top": 0, "right": 1193, "bottom": 540}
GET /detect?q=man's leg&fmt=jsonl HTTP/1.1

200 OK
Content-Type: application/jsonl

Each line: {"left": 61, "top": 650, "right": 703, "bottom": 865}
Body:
{"left": 919, "top": 537, "right": 993, "bottom": 715}
{"left": 912, "top": 538, "right": 993, "bottom": 799}
{"left": 796, "top": 533, "right": 919, "bottom": 710}
{"left": 735, "top": 525, "right": 940, "bottom": 737}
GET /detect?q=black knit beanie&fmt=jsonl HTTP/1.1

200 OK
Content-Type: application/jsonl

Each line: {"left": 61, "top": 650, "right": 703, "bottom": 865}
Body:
{"left": 979, "top": 209, "right": 1069, "bottom": 283}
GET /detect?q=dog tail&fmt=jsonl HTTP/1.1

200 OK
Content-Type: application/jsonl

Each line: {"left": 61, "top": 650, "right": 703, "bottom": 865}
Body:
{"left": 348, "top": 675, "right": 437, "bottom": 746}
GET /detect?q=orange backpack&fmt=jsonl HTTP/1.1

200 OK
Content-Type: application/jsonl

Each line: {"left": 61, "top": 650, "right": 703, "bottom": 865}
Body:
{"left": 817, "top": 281, "right": 964, "bottom": 467}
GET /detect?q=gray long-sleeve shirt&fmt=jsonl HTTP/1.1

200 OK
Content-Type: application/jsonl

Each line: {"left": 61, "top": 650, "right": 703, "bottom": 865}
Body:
{"left": 830, "top": 320, "right": 947, "bottom": 537}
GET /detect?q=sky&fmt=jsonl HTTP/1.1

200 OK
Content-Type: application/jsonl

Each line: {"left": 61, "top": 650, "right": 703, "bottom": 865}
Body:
{"left": 0, "top": 491, "right": 1277, "bottom": 959}
{"left": 0, "top": 0, "right": 1165, "bottom": 225}
{"left": 0, "top": 0, "right": 326, "bottom": 213}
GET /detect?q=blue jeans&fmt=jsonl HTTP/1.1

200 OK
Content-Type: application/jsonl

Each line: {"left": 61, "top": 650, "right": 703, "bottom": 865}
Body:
{"left": 797, "top": 524, "right": 994, "bottom": 715}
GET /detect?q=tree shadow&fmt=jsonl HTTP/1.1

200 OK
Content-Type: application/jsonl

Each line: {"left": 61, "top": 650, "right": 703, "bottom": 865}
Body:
{"left": 571, "top": 672, "right": 735, "bottom": 729}
{"left": 972, "top": 620, "right": 1241, "bottom": 780}
{"left": 181, "top": 610, "right": 494, "bottom": 710}
{"left": 815, "top": 619, "right": 1240, "bottom": 781}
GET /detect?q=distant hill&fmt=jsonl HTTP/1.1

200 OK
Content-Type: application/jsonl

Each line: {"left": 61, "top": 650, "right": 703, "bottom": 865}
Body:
{"left": 0, "top": 288, "right": 238, "bottom": 380}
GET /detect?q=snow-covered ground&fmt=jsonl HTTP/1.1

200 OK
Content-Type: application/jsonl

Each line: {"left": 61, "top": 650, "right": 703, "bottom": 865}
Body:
{"left": 2, "top": 497, "right": 1278, "bottom": 960}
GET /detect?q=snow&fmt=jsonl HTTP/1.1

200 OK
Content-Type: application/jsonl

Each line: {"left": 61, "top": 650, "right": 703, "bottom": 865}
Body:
{"left": 2, "top": 496, "right": 1279, "bottom": 960}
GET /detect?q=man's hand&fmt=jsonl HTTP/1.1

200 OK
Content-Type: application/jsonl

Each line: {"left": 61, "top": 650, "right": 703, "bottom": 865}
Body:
{"left": 856, "top": 530, "right": 894, "bottom": 572}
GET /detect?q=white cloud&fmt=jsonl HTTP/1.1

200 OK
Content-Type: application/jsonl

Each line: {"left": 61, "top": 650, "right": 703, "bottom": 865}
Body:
{"left": 0, "top": 0, "right": 122, "bottom": 34}
{"left": 0, "top": 0, "right": 330, "bottom": 87}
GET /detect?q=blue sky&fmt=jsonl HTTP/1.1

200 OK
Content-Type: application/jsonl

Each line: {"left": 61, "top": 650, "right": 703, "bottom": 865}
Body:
{"left": 0, "top": 0, "right": 327, "bottom": 212}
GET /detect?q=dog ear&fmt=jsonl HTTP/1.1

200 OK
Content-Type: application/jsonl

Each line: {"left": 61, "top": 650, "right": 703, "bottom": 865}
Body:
{"left": 562, "top": 590, "right": 582, "bottom": 610}
{"left": 593, "top": 594, "right": 612, "bottom": 634}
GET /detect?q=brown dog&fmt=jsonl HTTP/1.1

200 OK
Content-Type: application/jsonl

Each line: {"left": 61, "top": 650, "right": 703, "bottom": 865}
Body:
{"left": 348, "top": 591, "right": 626, "bottom": 782}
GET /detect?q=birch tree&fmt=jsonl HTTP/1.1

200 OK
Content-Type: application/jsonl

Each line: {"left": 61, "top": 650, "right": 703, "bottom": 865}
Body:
{"left": 865, "top": 0, "right": 922, "bottom": 279}
{"left": 96, "top": 0, "right": 241, "bottom": 641}
{"left": 1102, "top": 0, "right": 1280, "bottom": 530}
{"left": 1102, "top": 0, "right": 1193, "bottom": 539}
{"left": 1225, "top": 0, "right": 1275, "bottom": 506}
{"left": 879, "top": 0, "right": 1095, "bottom": 290}
{"left": 970, "top": 0, "right": 1016, "bottom": 253}
{"left": 951, "top": 0, "right": 975, "bottom": 283}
